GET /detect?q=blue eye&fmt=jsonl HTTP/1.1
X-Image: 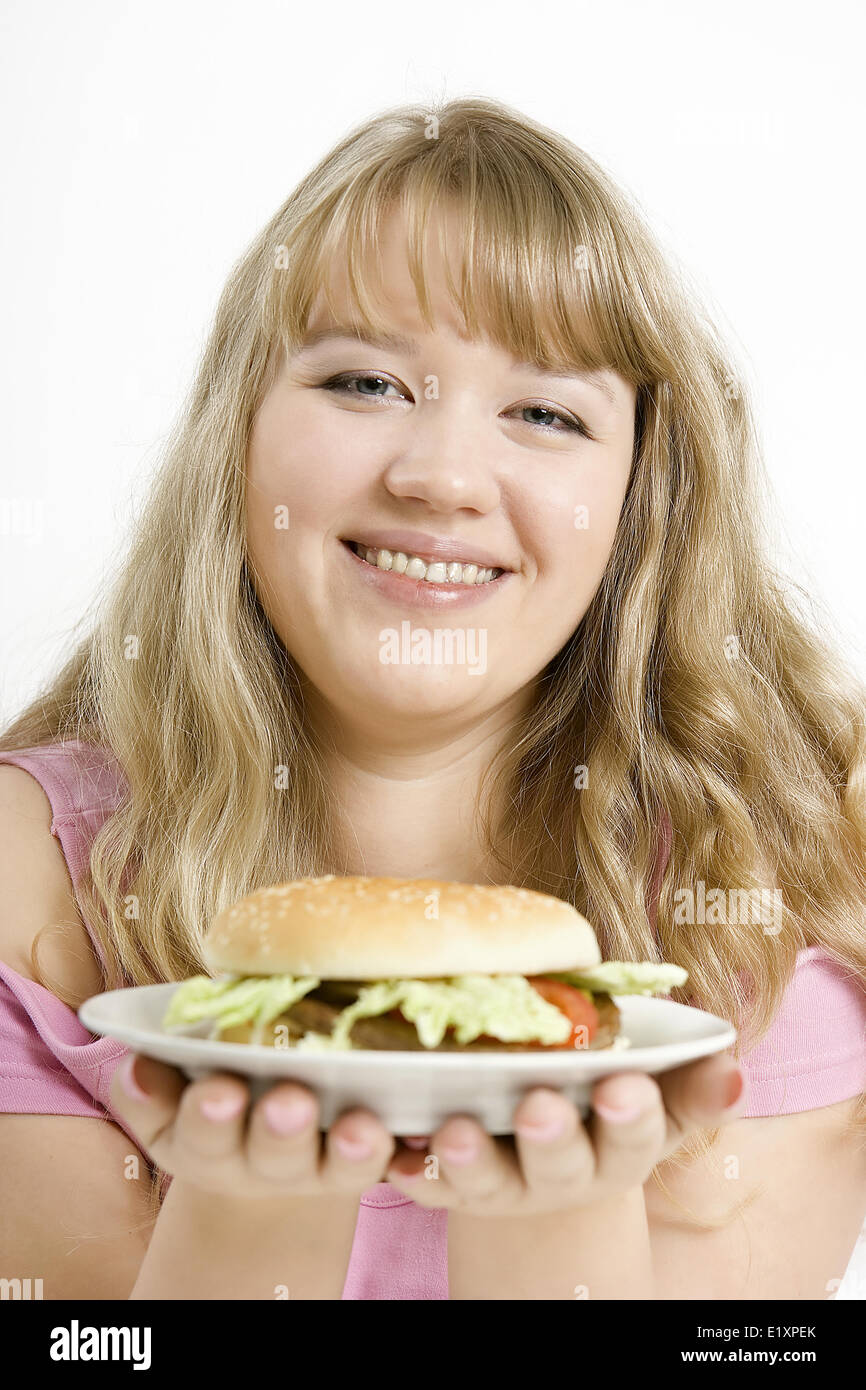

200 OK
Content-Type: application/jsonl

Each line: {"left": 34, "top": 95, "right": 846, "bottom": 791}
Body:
{"left": 320, "top": 372, "right": 401, "bottom": 399}
{"left": 516, "top": 402, "right": 591, "bottom": 437}
{"left": 319, "top": 373, "right": 594, "bottom": 439}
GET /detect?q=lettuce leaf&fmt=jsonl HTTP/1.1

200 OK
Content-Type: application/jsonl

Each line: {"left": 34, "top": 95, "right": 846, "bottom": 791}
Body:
{"left": 163, "top": 973, "right": 320, "bottom": 1031}
{"left": 319, "top": 976, "right": 574, "bottom": 1050}
{"left": 162, "top": 962, "right": 687, "bottom": 1050}
{"left": 545, "top": 961, "right": 688, "bottom": 996}
{"left": 163, "top": 972, "right": 572, "bottom": 1048}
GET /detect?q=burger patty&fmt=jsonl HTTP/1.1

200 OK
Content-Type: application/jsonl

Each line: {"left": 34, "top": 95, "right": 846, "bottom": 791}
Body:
{"left": 232, "top": 983, "right": 621, "bottom": 1051}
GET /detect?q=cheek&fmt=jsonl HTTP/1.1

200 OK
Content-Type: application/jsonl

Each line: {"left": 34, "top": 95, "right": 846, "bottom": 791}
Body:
{"left": 245, "top": 407, "right": 361, "bottom": 573}
{"left": 571, "top": 476, "right": 626, "bottom": 571}
{"left": 520, "top": 464, "right": 627, "bottom": 588}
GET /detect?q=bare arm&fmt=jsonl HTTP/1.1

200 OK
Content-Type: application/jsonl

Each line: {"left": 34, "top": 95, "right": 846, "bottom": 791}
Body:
{"left": 129, "top": 1179, "right": 362, "bottom": 1300}
{"left": 0, "top": 1107, "right": 367, "bottom": 1301}
{"left": 0, "top": 764, "right": 158, "bottom": 1297}
{"left": 0, "top": 763, "right": 389, "bottom": 1300}
{"left": 0, "top": 1113, "right": 155, "bottom": 1299}
{"left": 448, "top": 1185, "right": 653, "bottom": 1300}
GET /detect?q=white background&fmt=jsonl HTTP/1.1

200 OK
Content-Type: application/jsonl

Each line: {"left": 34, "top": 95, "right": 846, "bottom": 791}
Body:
{"left": 0, "top": 0, "right": 863, "bottom": 1297}
{"left": 1, "top": 0, "right": 864, "bottom": 714}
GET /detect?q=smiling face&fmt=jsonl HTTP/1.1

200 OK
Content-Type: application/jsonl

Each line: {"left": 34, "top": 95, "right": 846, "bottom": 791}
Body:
{"left": 245, "top": 204, "right": 637, "bottom": 743}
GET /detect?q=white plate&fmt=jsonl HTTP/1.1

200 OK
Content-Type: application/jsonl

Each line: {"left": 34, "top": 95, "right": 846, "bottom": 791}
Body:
{"left": 79, "top": 983, "right": 737, "bottom": 1135}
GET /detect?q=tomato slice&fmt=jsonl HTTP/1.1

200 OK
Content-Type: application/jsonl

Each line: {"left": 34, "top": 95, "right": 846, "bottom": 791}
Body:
{"left": 526, "top": 977, "right": 598, "bottom": 1049}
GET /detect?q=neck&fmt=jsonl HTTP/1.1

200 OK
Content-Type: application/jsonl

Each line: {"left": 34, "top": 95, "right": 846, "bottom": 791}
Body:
{"left": 305, "top": 688, "right": 535, "bottom": 884}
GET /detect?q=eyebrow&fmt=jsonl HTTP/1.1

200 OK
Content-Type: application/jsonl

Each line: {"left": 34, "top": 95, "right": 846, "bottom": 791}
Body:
{"left": 298, "top": 327, "right": 620, "bottom": 408}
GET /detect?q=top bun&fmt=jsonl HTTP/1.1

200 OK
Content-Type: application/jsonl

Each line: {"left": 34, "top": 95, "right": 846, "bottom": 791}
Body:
{"left": 203, "top": 875, "right": 602, "bottom": 979}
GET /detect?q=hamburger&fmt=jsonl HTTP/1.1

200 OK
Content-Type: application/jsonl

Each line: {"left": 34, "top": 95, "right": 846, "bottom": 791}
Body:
{"left": 163, "top": 875, "right": 687, "bottom": 1052}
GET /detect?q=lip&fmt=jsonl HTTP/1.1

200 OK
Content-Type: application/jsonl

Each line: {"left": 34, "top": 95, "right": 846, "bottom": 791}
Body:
{"left": 339, "top": 538, "right": 512, "bottom": 609}
{"left": 340, "top": 528, "right": 513, "bottom": 572}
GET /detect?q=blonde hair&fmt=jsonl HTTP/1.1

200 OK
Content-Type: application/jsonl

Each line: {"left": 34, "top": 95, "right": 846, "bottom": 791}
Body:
{"left": 3, "top": 97, "right": 865, "bottom": 1231}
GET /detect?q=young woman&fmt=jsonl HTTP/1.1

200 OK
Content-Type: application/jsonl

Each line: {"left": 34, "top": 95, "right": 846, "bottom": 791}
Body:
{"left": 1, "top": 97, "right": 864, "bottom": 1301}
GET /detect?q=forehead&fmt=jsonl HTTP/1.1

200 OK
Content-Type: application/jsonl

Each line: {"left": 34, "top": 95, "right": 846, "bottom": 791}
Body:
{"left": 304, "top": 212, "right": 475, "bottom": 346}
{"left": 271, "top": 197, "right": 640, "bottom": 410}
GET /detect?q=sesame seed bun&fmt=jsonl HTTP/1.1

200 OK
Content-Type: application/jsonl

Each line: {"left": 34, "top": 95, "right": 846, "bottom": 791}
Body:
{"left": 202, "top": 875, "right": 602, "bottom": 978}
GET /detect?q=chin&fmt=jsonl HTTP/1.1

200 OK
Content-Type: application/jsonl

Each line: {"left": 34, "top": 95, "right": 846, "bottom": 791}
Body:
{"left": 358, "top": 687, "right": 488, "bottom": 727}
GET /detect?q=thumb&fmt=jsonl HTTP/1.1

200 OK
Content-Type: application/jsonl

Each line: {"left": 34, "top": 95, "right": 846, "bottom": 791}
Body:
{"left": 108, "top": 1051, "right": 188, "bottom": 1154}
{"left": 657, "top": 1054, "right": 748, "bottom": 1158}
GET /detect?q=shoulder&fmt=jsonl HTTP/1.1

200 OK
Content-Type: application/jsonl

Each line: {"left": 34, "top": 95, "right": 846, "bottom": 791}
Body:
{"left": 0, "top": 763, "right": 104, "bottom": 1003}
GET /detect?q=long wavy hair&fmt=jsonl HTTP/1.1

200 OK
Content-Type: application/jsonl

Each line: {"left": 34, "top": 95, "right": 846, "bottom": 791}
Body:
{"left": 3, "top": 96, "right": 865, "bottom": 1234}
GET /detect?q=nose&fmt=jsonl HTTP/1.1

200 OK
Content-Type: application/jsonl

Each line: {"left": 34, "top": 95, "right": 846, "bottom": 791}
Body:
{"left": 382, "top": 403, "right": 502, "bottom": 515}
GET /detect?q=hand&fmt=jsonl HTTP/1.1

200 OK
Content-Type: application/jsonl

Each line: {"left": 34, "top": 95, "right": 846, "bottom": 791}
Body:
{"left": 109, "top": 1052, "right": 396, "bottom": 1199}
{"left": 383, "top": 1053, "right": 748, "bottom": 1216}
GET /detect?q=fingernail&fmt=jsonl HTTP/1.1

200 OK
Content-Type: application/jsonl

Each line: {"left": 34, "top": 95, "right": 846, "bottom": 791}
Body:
{"left": 402, "top": 1135, "right": 431, "bottom": 1150}
{"left": 593, "top": 1077, "right": 648, "bottom": 1124}
{"left": 717, "top": 1066, "right": 747, "bottom": 1111}
{"left": 333, "top": 1133, "right": 374, "bottom": 1160}
{"left": 119, "top": 1054, "right": 149, "bottom": 1102}
{"left": 200, "top": 1093, "right": 246, "bottom": 1122}
{"left": 263, "top": 1096, "right": 314, "bottom": 1135}
{"left": 594, "top": 1100, "right": 643, "bottom": 1124}
{"left": 515, "top": 1116, "right": 567, "bottom": 1142}
{"left": 440, "top": 1141, "right": 478, "bottom": 1164}
{"left": 515, "top": 1095, "right": 568, "bottom": 1142}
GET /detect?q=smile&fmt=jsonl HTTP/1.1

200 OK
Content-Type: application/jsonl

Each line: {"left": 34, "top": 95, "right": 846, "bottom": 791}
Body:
{"left": 347, "top": 540, "right": 503, "bottom": 587}
{"left": 338, "top": 538, "right": 512, "bottom": 609}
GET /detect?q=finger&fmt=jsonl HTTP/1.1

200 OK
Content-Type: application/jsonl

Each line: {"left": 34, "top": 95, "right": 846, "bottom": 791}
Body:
{"left": 656, "top": 1054, "right": 748, "bottom": 1158}
{"left": 246, "top": 1082, "right": 322, "bottom": 1186}
{"left": 321, "top": 1107, "right": 396, "bottom": 1191}
{"left": 108, "top": 1051, "right": 188, "bottom": 1152}
{"left": 172, "top": 1070, "right": 251, "bottom": 1166}
{"left": 586, "top": 1071, "right": 668, "bottom": 1188}
{"left": 512, "top": 1088, "right": 595, "bottom": 1192}
{"left": 388, "top": 1116, "right": 522, "bottom": 1210}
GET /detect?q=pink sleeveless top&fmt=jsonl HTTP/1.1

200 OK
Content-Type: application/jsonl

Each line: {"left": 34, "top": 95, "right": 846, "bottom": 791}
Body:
{"left": 1, "top": 738, "right": 865, "bottom": 1300}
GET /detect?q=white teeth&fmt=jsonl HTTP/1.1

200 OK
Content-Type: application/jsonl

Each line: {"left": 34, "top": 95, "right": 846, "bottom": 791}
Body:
{"left": 350, "top": 542, "right": 502, "bottom": 586}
